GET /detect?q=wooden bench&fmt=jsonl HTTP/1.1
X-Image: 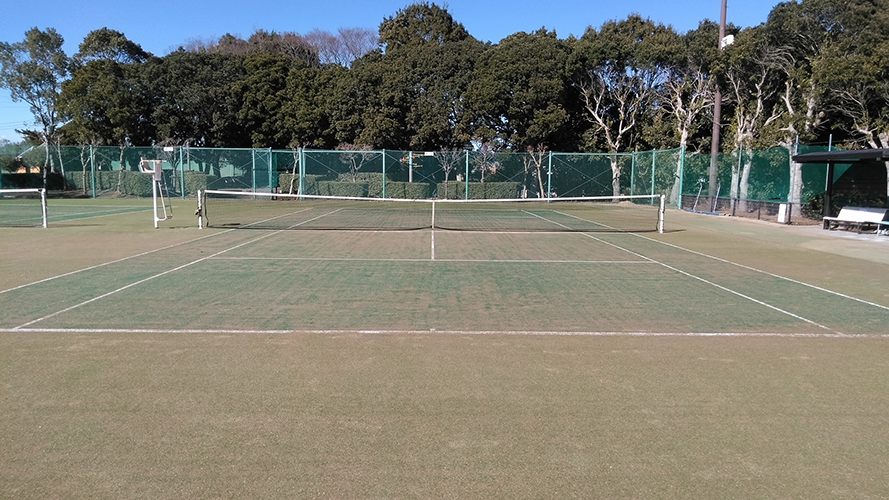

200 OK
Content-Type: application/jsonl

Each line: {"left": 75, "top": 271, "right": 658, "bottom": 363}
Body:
{"left": 823, "top": 206, "right": 889, "bottom": 234}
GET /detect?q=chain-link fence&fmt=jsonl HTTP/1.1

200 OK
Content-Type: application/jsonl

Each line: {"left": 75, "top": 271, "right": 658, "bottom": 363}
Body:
{"left": 2, "top": 144, "right": 880, "bottom": 219}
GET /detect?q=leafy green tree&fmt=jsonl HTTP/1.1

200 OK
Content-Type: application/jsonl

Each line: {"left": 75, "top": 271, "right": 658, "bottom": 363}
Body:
{"left": 0, "top": 28, "right": 71, "bottom": 186}
{"left": 755, "top": 1, "right": 834, "bottom": 214}
{"left": 810, "top": 0, "right": 889, "bottom": 196}
{"left": 60, "top": 29, "right": 154, "bottom": 147}
{"left": 722, "top": 23, "right": 798, "bottom": 210}
{"left": 74, "top": 27, "right": 150, "bottom": 65}
{"left": 282, "top": 65, "right": 343, "bottom": 148}
{"left": 234, "top": 53, "right": 294, "bottom": 148}
{"left": 146, "top": 50, "right": 246, "bottom": 147}
{"left": 333, "top": 2, "right": 484, "bottom": 150}
{"left": 464, "top": 29, "right": 575, "bottom": 151}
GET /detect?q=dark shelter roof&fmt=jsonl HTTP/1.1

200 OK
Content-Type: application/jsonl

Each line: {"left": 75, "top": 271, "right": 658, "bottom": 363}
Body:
{"left": 792, "top": 149, "right": 889, "bottom": 163}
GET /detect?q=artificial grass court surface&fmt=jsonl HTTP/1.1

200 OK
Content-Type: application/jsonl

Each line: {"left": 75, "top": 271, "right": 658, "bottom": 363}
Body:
{"left": 2, "top": 198, "right": 889, "bottom": 497}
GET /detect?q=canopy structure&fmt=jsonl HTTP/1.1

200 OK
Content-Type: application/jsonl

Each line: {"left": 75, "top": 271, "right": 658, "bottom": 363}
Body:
{"left": 792, "top": 149, "right": 889, "bottom": 217}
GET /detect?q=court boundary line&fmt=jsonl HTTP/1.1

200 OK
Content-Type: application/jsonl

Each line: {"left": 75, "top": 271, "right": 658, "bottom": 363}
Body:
{"left": 2, "top": 327, "right": 887, "bottom": 339}
{"left": 10, "top": 207, "right": 347, "bottom": 330}
{"left": 545, "top": 211, "right": 842, "bottom": 334}
{"left": 631, "top": 232, "right": 889, "bottom": 313}
{"left": 210, "top": 256, "right": 654, "bottom": 264}
{"left": 0, "top": 230, "right": 234, "bottom": 295}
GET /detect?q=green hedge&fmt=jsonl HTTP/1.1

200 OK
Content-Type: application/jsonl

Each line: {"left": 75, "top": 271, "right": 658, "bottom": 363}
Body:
{"left": 436, "top": 181, "right": 522, "bottom": 199}
{"left": 183, "top": 171, "right": 212, "bottom": 195}
{"left": 1, "top": 173, "right": 67, "bottom": 190}
{"left": 274, "top": 174, "right": 520, "bottom": 200}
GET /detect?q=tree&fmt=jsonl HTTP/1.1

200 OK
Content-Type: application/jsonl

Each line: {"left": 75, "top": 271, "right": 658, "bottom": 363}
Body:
{"left": 811, "top": 0, "right": 889, "bottom": 197}
{"left": 464, "top": 29, "right": 575, "bottom": 151}
{"left": 61, "top": 29, "right": 154, "bottom": 147}
{"left": 0, "top": 28, "right": 71, "bottom": 187}
{"left": 233, "top": 53, "right": 294, "bottom": 148}
{"left": 722, "top": 25, "right": 788, "bottom": 211}
{"left": 74, "top": 28, "right": 150, "bottom": 65}
{"left": 305, "top": 27, "right": 377, "bottom": 67}
{"left": 433, "top": 148, "right": 464, "bottom": 198}
{"left": 146, "top": 50, "right": 246, "bottom": 148}
{"left": 755, "top": 1, "right": 832, "bottom": 215}
{"left": 331, "top": 2, "right": 484, "bottom": 150}
{"left": 337, "top": 143, "right": 377, "bottom": 182}
{"left": 658, "top": 21, "right": 720, "bottom": 205}
{"left": 569, "top": 15, "right": 681, "bottom": 197}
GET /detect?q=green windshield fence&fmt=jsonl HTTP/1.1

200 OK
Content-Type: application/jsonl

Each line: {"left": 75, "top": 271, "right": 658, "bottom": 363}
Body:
{"left": 1, "top": 144, "right": 869, "bottom": 215}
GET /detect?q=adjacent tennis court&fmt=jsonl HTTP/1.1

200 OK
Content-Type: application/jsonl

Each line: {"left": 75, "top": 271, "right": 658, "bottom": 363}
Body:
{"left": 2, "top": 197, "right": 888, "bottom": 497}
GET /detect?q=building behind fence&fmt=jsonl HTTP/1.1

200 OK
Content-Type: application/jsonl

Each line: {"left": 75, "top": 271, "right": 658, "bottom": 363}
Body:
{"left": 2, "top": 143, "right": 882, "bottom": 220}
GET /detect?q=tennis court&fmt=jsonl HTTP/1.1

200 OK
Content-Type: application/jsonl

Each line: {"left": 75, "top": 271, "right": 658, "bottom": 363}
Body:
{"left": 2, "top": 197, "right": 889, "bottom": 497}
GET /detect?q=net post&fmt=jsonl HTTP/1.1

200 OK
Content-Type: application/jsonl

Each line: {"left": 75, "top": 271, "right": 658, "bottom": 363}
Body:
{"left": 659, "top": 194, "right": 666, "bottom": 233}
{"left": 40, "top": 188, "right": 47, "bottom": 228}
{"left": 431, "top": 200, "right": 435, "bottom": 229}
{"left": 197, "top": 189, "right": 204, "bottom": 229}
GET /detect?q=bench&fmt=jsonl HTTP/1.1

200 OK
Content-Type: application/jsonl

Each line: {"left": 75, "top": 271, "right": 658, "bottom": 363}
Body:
{"left": 823, "top": 206, "right": 889, "bottom": 234}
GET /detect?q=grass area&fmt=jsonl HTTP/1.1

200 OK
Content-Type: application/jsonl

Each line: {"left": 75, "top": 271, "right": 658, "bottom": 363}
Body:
{"left": 3, "top": 333, "right": 888, "bottom": 498}
{"left": 2, "top": 199, "right": 889, "bottom": 498}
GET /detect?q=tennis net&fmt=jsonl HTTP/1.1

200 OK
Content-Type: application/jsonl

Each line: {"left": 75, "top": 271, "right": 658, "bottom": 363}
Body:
{"left": 0, "top": 188, "right": 48, "bottom": 228}
{"left": 199, "top": 190, "right": 665, "bottom": 233}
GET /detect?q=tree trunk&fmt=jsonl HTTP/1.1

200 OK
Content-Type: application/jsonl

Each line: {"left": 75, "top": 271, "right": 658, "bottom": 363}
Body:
{"left": 787, "top": 154, "right": 804, "bottom": 217}
{"left": 738, "top": 158, "right": 752, "bottom": 213}
{"left": 670, "top": 149, "right": 683, "bottom": 208}
{"left": 610, "top": 156, "right": 621, "bottom": 198}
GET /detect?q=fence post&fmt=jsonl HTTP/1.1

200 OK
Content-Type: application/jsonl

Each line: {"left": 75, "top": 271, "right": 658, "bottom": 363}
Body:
{"left": 90, "top": 145, "right": 97, "bottom": 199}
{"left": 465, "top": 150, "right": 470, "bottom": 200}
{"left": 651, "top": 149, "right": 657, "bottom": 204}
{"left": 630, "top": 152, "right": 636, "bottom": 196}
{"left": 547, "top": 151, "right": 553, "bottom": 200}
{"left": 678, "top": 146, "right": 685, "bottom": 210}
{"left": 178, "top": 146, "right": 185, "bottom": 198}
{"left": 298, "top": 148, "right": 305, "bottom": 198}
{"left": 382, "top": 149, "right": 387, "bottom": 199}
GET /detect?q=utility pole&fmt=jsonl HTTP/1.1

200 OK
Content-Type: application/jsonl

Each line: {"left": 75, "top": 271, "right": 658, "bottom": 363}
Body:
{"left": 708, "top": 0, "right": 728, "bottom": 211}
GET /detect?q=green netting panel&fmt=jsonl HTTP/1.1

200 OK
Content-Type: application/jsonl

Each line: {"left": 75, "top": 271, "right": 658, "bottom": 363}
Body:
{"left": 272, "top": 150, "right": 302, "bottom": 195}
{"left": 549, "top": 153, "right": 631, "bottom": 198}
{"left": 629, "top": 148, "right": 684, "bottom": 207}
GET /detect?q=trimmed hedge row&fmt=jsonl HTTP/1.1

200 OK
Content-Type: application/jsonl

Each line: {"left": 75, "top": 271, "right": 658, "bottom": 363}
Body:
{"left": 1, "top": 173, "right": 67, "bottom": 190}
{"left": 277, "top": 172, "right": 520, "bottom": 200}
{"left": 435, "top": 181, "right": 523, "bottom": 200}
{"left": 58, "top": 170, "right": 212, "bottom": 197}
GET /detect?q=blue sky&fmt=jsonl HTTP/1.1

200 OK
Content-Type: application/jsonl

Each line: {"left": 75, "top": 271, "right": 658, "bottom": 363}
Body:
{"left": 0, "top": 0, "right": 783, "bottom": 143}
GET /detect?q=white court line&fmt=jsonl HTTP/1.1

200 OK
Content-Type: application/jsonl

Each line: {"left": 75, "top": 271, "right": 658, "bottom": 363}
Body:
{"left": 210, "top": 256, "right": 652, "bottom": 264}
{"left": 539, "top": 211, "right": 843, "bottom": 335}
{"left": 11, "top": 207, "right": 345, "bottom": 329}
{"left": 3, "top": 327, "right": 887, "bottom": 339}
{"left": 1, "top": 206, "right": 318, "bottom": 295}
{"left": 12, "top": 232, "right": 282, "bottom": 329}
{"left": 632, "top": 233, "right": 889, "bottom": 313}
{"left": 1, "top": 230, "right": 231, "bottom": 295}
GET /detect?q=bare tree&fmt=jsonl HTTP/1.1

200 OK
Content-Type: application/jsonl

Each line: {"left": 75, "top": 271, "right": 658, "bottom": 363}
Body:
{"left": 433, "top": 149, "right": 464, "bottom": 198}
{"left": 338, "top": 143, "right": 376, "bottom": 182}
{"left": 305, "top": 27, "right": 377, "bottom": 67}
{"left": 470, "top": 141, "right": 498, "bottom": 183}
{"left": 660, "top": 67, "right": 714, "bottom": 206}
{"left": 724, "top": 45, "right": 785, "bottom": 212}
{"left": 520, "top": 145, "right": 548, "bottom": 198}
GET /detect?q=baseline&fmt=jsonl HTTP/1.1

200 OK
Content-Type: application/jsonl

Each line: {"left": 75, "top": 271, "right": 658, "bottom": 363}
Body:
{"left": 4, "top": 327, "right": 888, "bottom": 339}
